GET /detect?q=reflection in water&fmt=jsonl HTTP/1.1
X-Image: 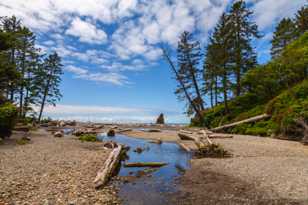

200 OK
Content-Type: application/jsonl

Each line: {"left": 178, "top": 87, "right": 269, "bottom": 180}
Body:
{"left": 97, "top": 134, "right": 192, "bottom": 205}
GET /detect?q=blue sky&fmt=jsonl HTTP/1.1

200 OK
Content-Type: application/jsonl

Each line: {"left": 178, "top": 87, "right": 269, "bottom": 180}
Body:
{"left": 0, "top": 0, "right": 306, "bottom": 123}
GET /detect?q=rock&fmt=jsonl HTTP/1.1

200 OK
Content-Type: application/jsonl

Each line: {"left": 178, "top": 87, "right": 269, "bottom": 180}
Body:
{"left": 156, "top": 113, "right": 165, "bottom": 124}
{"left": 149, "top": 138, "right": 162, "bottom": 144}
{"left": 148, "top": 129, "right": 161, "bottom": 132}
{"left": 133, "top": 147, "right": 144, "bottom": 153}
{"left": 58, "top": 121, "right": 66, "bottom": 127}
{"left": 54, "top": 131, "right": 64, "bottom": 138}
{"left": 107, "top": 129, "right": 115, "bottom": 137}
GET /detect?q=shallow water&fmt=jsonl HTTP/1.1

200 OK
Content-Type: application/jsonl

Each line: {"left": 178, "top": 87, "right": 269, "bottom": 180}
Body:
{"left": 97, "top": 134, "right": 192, "bottom": 205}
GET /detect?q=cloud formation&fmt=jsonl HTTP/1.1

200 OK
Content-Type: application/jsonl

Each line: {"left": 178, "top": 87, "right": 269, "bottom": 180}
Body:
{"left": 0, "top": 0, "right": 306, "bottom": 86}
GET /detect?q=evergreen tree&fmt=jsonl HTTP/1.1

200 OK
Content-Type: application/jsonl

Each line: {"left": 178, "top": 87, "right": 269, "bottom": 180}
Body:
{"left": 271, "top": 18, "right": 297, "bottom": 59}
{"left": 0, "top": 16, "right": 22, "bottom": 101}
{"left": 162, "top": 47, "right": 204, "bottom": 122}
{"left": 176, "top": 31, "right": 204, "bottom": 114}
{"left": 36, "top": 52, "right": 63, "bottom": 122}
{"left": 295, "top": 5, "right": 308, "bottom": 35}
{"left": 203, "top": 42, "right": 220, "bottom": 108}
{"left": 210, "top": 13, "right": 233, "bottom": 113}
{"left": 229, "top": 0, "right": 260, "bottom": 97}
{"left": 16, "top": 27, "right": 37, "bottom": 117}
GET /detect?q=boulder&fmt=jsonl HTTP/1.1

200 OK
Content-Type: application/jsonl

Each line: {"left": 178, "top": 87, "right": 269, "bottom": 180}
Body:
{"left": 156, "top": 113, "right": 165, "bottom": 124}
{"left": 54, "top": 131, "right": 64, "bottom": 138}
{"left": 107, "top": 129, "right": 115, "bottom": 137}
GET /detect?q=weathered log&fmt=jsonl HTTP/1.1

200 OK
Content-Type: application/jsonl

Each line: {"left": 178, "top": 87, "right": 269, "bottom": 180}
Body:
{"left": 178, "top": 132, "right": 197, "bottom": 141}
{"left": 208, "top": 134, "right": 233, "bottom": 139}
{"left": 211, "top": 114, "right": 271, "bottom": 132}
{"left": 295, "top": 118, "right": 308, "bottom": 145}
{"left": 124, "top": 162, "right": 167, "bottom": 168}
{"left": 178, "top": 141, "right": 191, "bottom": 152}
{"left": 201, "top": 130, "right": 213, "bottom": 145}
{"left": 94, "top": 145, "right": 123, "bottom": 188}
{"left": 117, "top": 128, "right": 133, "bottom": 133}
{"left": 147, "top": 129, "right": 161, "bottom": 132}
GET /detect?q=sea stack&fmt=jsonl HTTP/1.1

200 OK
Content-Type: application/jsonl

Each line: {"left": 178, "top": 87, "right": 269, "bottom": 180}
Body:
{"left": 156, "top": 113, "right": 165, "bottom": 124}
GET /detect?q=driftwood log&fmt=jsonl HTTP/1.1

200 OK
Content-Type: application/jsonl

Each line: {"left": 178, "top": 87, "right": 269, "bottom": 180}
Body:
{"left": 124, "top": 162, "right": 167, "bottom": 167}
{"left": 295, "top": 118, "right": 308, "bottom": 145}
{"left": 94, "top": 145, "right": 123, "bottom": 188}
{"left": 178, "top": 141, "right": 192, "bottom": 152}
{"left": 211, "top": 114, "right": 271, "bottom": 132}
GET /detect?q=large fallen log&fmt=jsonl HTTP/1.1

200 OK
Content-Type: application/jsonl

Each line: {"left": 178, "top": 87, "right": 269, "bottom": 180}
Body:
{"left": 211, "top": 114, "right": 271, "bottom": 132}
{"left": 124, "top": 162, "right": 167, "bottom": 168}
{"left": 94, "top": 145, "right": 123, "bottom": 188}
{"left": 208, "top": 134, "right": 233, "bottom": 139}
{"left": 117, "top": 128, "right": 133, "bottom": 133}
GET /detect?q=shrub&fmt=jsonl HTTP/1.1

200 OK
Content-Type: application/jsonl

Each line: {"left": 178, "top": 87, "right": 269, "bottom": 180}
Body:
{"left": 0, "top": 102, "right": 18, "bottom": 138}
{"left": 195, "top": 143, "right": 231, "bottom": 158}
{"left": 78, "top": 134, "right": 98, "bottom": 142}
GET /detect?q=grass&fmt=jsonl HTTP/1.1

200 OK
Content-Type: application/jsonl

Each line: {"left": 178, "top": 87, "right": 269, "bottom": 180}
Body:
{"left": 195, "top": 143, "right": 231, "bottom": 158}
{"left": 78, "top": 134, "right": 98, "bottom": 142}
{"left": 16, "top": 138, "right": 30, "bottom": 145}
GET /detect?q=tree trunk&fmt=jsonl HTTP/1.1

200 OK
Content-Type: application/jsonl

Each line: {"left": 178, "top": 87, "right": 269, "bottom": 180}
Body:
{"left": 190, "top": 64, "right": 204, "bottom": 110}
{"left": 222, "top": 71, "right": 229, "bottom": 114}
{"left": 215, "top": 76, "right": 218, "bottom": 106}
{"left": 19, "top": 43, "right": 26, "bottom": 117}
{"left": 162, "top": 48, "right": 204, "bottom": 122}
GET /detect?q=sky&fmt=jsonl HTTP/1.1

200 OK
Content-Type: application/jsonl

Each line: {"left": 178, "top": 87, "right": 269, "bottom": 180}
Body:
{"left": 0, "top": 0, "right": 306, "bottom": 123}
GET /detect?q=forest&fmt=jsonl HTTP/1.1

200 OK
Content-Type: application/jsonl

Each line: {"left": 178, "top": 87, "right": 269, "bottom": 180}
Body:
{"left": 165, "top": 1, "right": 308, "bottom": 141}
{"left": 0, "top": 16, "right": 63, "bottom": 138}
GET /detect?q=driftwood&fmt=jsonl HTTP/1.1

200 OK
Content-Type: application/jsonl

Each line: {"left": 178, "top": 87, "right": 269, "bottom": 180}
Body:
{"left": 208, "top": 134, "right": 233, "bottom": 139}
{"left": 295, "top": 118, "right": 308, "bottom": 145}
{"left": 211, "top": 114, "right": 271, "bottom": 132}
{"left": 94, "top": 145, "right": 123, "bottom": 188}
{"left": 178, "top": 141, "right": 192, "bottom": 152}
{"left": 124, "top": 162, "right": 167, "bottom": 168}
{"left": 117, "top": 128, "right": 133, "bottom": 133}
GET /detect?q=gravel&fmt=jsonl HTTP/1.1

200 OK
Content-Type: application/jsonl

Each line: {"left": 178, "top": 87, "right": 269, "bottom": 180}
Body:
{"left": 0, "top": 129, "right": 119, "bottom": 205}
{"left": 176, "top": 134, "right": 308, "bottom": 204}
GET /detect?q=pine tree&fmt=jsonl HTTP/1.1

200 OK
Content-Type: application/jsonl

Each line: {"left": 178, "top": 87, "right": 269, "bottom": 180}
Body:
{"left": 162, "top": 48, "right": 204, "bottom": 122}
{"left": 0, "top": 16, "right": 22, "bottom": 101}
{"left": 295, "top": 5, "right": 308, "bottom": 35}
{"left": 271, "top": 18, "right": 297, "bottom": 59}
{"left": 16, "top": 27, "right": 37, "bottom": 117}
{"left": 176, "top": 31, "right": 204, "bottom": 114}
{"left": 229, "top": 0, "right": 260, "bottom": 97}
{"left": 203, "top": 42, "right": 220, "bottom": 108}
{"left": 210, "top": 13, "right": 233, "bottom": 113}
{"left": 36, "top": 52, "right": 63, "bottom": 122}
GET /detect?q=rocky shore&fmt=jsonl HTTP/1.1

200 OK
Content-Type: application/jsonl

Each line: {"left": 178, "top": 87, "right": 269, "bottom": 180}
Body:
{"left": 0, "top": 129, "right": 119, "bottom": 205}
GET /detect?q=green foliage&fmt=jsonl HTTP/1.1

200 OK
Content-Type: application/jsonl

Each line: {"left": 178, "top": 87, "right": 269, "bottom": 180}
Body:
{"left": 0, "top": 103, "right": 18, "bottom": 138}
{"left": 16, "top": 138, "right": 29, "bottom": 145}
{"left": 271, "top": 18, "right": 297, "bottom": 58}
{"left": 78, "top": 134, "right": 98, "bottom": 142}
{"left": 195, "top": 143, "right": 231, "bottom": 158}
{"left": 266, "top": 79, "right": 308, "bottom": 140}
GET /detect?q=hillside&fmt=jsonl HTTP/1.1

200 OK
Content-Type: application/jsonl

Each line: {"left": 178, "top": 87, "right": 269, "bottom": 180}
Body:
{"left": 192, "top": 32, "right": 308, "bottom": 141}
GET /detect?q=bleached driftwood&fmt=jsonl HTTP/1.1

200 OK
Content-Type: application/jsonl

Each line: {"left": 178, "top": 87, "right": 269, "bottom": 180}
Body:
{"left": 94, "top": 145, "right": 123, "bottom": 188}
{"left": 124, "top": 162, "right": 167, "bottom": 167}
{"left": 208, "top": 134, "right": 233, "bottom": 139}
{"left": 211, "top": 114, "right": 270, "bottom": 132}
{"left": 201, "top": 130, "right": 213, "bottom": 145}
{"left": 178, "top": 141, "right": 192, "bottom": 152}
{"left": 117, "top": 128, "right": 133, "bottom": 133}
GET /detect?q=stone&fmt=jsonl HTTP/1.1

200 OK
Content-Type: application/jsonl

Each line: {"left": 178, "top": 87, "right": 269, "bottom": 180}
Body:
{"left": 107, "top": 129, "right": 115, "bottom": 137}
{"left": 54, "top": 131, "right": 64, "bottom": 138}
{"left": 156, "top": 113, "right": 165, "bottom": 124}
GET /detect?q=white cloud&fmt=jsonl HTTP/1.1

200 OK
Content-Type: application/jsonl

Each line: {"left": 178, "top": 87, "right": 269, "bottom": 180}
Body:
{"left": 65, "top": 17, "right": 107, "bottom": 44}
{"left": 252, "top": 0, "right": 306, "bottom": 30}
{"left": 40, "top": 104, "right": 143, "bottom": 114}
{"left": 35, "top": 104, "right": 189, "bottom": 123}
{"left": 65, "top": 65, "right": 128, "bottom": 85}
